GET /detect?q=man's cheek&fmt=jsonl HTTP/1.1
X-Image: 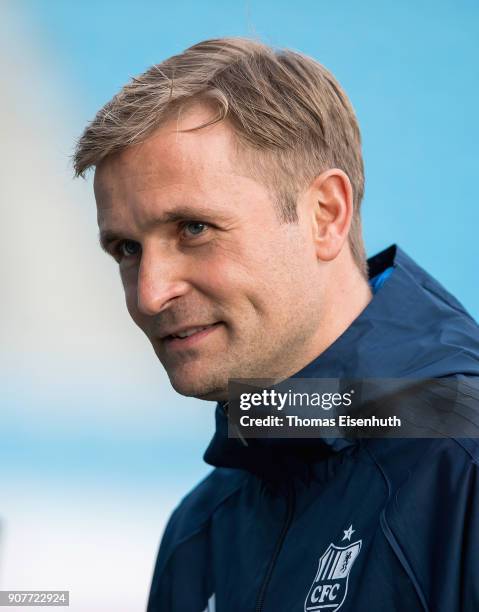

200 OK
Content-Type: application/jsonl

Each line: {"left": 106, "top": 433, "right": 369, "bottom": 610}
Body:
{"left": 120, "top": 275, "right": 142, "bottom": 325}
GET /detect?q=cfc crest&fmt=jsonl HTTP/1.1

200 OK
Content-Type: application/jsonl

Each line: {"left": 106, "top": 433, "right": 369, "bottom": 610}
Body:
{"left": 304, "top": 527, "right": 361, "bottom": 611}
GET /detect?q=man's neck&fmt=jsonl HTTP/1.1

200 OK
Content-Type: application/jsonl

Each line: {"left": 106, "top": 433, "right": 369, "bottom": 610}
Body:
{"left": 279, "top": 259, "right": 373, "bottom": 382}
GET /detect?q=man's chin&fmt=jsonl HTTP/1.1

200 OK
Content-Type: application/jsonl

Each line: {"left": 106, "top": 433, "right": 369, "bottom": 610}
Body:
{"left": 167, "top": 368, "right": 228, "bottom": 402}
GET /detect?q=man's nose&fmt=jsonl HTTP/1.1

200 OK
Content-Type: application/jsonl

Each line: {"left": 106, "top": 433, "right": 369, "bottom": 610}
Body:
{"left": 136, "top": 250, "right": 189, "bottom": 316}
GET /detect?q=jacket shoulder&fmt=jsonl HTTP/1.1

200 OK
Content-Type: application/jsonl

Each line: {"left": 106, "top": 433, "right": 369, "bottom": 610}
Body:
{"left": 147, "top": 467, "right": 248, "bottom": 610}
{"left": 155, "top": 467, "right": 248, "bottom": 573}
{"left": 365, "top": 436, "right": 479, "bottom": 490}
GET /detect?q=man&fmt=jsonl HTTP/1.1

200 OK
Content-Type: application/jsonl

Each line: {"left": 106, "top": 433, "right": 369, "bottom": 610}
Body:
{"left": 74, "top": 38, "right": 479, "bottom": 611}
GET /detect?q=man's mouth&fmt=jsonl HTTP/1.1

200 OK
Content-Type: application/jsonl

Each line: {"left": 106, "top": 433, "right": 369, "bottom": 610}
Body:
{"left": 162, "top": 322, "right": 222, "bottom": 348}
{"left": 169, "top": 325, "right": 214, "bottom": 339}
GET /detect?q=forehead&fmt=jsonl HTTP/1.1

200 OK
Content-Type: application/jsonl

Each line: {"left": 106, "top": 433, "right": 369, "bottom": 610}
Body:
{"left": 94, "top": 105, "right": 243, "bottom": 207}
{"left": 93, "top": 104, "right": 282, "bottom": 239}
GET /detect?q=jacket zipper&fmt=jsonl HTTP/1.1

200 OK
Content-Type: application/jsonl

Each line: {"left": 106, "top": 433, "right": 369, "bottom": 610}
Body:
{"left": 255, "top": 481, "right": 296, "bottom": 612}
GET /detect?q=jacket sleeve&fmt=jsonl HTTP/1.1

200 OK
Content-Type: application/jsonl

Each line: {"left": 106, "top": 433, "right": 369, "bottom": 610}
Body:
{"left": 147, "top": 505, "right": 213, "bottom": 612}
{"left": 383, "top": 438, "right": 479, "bottom": 612}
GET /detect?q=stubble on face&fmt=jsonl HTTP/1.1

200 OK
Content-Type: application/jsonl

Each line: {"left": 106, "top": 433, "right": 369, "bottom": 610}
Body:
{"left": 94, "top": 105, "right": 324, "bottom": 401}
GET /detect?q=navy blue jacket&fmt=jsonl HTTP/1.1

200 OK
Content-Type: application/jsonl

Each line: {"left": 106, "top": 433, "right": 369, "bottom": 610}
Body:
{"left": 147, "top": 245, "right": 479, "bottom": 612}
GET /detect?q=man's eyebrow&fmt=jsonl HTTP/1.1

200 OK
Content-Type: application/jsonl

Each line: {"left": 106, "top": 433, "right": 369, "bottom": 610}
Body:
{"left": 99, "top": 205, "right": 234, "bottom": 251}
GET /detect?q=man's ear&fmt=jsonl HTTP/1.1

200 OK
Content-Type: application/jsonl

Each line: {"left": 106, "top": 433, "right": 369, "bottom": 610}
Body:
{"left": 306, "top": 169, "right": 354, "bottom": 262}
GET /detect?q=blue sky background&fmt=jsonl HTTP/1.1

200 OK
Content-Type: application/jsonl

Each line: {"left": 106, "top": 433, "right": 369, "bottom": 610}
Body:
{"left": 2, "top": 2, "right": 478, "bottom": 610}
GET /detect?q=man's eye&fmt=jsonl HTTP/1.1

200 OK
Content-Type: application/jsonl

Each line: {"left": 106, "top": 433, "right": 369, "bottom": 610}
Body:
{"left": 118, "top": 240, "right": 141, "bottom": 258}
{"left": 182, "top": 221, "right": 208, "bottom": 237}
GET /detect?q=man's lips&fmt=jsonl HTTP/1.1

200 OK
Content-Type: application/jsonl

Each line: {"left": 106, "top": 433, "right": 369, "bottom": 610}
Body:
{"left": 161, "top": 322, "right": 222, "bottom": 349}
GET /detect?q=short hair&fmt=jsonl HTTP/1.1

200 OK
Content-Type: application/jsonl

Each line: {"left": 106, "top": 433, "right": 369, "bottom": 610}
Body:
{"left": 74, "top": 37, "right": 367, "bottom": 276}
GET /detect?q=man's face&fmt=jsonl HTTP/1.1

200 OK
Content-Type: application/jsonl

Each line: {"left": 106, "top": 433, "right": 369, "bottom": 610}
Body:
{"left": 94, "top": 105, "right": 325, "bottom": 401}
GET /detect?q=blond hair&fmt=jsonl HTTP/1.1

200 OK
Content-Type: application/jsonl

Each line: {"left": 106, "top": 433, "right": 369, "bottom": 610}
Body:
{"left": 74, "top": 37, "right": 367, "bottom": 275}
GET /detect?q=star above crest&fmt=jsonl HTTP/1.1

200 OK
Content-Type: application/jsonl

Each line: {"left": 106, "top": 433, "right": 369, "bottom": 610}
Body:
{"left": 342, "top": 524, "right": 355, "bottom": 541}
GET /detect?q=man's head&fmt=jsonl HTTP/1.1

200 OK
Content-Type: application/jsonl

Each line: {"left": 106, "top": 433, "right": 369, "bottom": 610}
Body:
{"left": 75, "top": 38, "right": 370, "bottom": 401}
